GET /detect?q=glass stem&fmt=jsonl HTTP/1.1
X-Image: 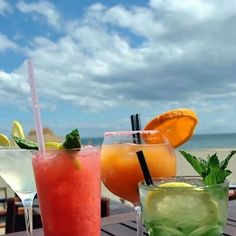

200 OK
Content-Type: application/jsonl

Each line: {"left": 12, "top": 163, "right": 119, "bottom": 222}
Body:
{"left": 22, "top": 198, "right": 33, "bottom": 236}
{"left": 134, "top": 205, "right": 143, "bottom": 236}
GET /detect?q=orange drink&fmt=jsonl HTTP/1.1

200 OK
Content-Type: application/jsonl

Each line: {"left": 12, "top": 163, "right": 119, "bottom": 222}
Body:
{"left": 32, "top": 146, "right": 100, "bottom": 236}
{"left": 101, "top": 130, "right": 176, "bottom": 204}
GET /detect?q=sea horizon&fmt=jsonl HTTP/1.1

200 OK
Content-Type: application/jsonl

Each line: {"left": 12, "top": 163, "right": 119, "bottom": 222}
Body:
{"left": 82, "top": 133, "right": 236, "bottom": 150}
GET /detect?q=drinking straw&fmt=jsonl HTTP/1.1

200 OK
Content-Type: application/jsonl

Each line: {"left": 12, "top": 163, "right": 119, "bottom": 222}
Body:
{"left": 130, "top": 114, "right": 153, "bottom": 185}
{"left": 136, "top": 151, "right": 153, "bottom": 185}
{"left": 130, "top": 115, "right": 137, "bottom": 143}
{"left": 27, "top": 60, "right": 45, "bottom": 152}
{"left": 135, "top": 114, "right": 141, "bottom": 144}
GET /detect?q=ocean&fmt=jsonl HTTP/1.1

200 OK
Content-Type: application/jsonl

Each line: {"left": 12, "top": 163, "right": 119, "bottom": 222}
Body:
{"left": 82, "top": 133, "right": 236, "bottom": 149}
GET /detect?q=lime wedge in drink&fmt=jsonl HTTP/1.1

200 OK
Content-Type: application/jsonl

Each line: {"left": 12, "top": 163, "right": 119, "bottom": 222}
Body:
{"left": 189, "top": 225, "right": 222, "bottom": 236}
{"left": 148, "top": 225, "right": 184, "bottom": 236}
{"left": 12, "top": 120, "right": 25, "bottom": 138}
{"left": 0, "top": 134, "right": 10, "bottom": 147}
{"left": 144, "top": 182, "right": 219, "bottom": 228}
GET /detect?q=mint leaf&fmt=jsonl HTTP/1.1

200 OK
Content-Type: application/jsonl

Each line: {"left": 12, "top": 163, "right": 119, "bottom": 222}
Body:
{"left": 220, "top": 150, "right": 236, "bottom": 170}
{"left": 13, "top": 136, "right": 38, "bottom": 150}
{"left": 179, "top": 151, "right": 208, "bottom": 177}
{"left": 62, "top": 129, "right": 81, "bottom": 149}
{"left": 180, "top": 150, "right": 236, "bottom": 186}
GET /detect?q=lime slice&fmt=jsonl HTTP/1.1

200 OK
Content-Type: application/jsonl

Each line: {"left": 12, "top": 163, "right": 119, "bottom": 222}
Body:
{"left": 12, "top": 120, "right": 25, "bottom": 138}
{"left": 143, "top": 182, "right": 219, "bottom": 227}
{"left": 148, "top": 225, "right": 184, "bottom": 236}
{"left": 189, "top": 225, "right": 222, "bottom": 236}
{"left": 0, "top": 134, "right": 10, "bottom": 147}
{"left": 45, "top": 142, "right": 63, "bottom": 149}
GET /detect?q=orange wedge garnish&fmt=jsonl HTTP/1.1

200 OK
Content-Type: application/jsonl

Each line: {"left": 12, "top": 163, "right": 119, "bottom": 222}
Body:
{"left": 144, "top": 108, "right": 198, "bottom": 148}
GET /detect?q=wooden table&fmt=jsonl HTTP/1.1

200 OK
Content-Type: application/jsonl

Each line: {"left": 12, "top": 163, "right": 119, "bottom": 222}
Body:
{"left": 3, "top": 200, "right": 236, "bottom": 236}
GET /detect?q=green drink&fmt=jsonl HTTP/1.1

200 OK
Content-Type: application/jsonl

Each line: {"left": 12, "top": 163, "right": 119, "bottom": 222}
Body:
{"left": 139, "top": 176, "right": 228, "bottom": 236}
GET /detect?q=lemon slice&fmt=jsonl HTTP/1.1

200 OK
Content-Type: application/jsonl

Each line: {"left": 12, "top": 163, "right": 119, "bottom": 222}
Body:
{"left": 45, "top": 141, "right": 63, "bottom": 149}
{"left": 12, "top": 120, "right": 25, "bottom": 138}
{"left": 159, "top": 182, "right": 194, "bottom": 188}
{"left": 0, "top": 134, "right": 11, "bottom": 147}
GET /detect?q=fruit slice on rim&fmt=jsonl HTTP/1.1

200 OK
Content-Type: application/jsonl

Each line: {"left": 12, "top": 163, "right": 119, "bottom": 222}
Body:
{"left": 0, "top": 134, "right": 10, "bottom": 147}
{"left": 12, "top": 120, "right": 25, "bottom": 138}
{"left": 144, "top": 108, "right": 198, "bottom": 148}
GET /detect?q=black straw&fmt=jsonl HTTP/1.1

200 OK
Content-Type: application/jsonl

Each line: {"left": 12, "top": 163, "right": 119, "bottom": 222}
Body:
{"left": 136, "top": 151, "right": 153, "bottom": 185}
{"left": 135, "top": 114, "right": 141, "bottom": 144}
{"left": 130, "top": 113, "right": 153, "bottom": 185}
{"left": 130, "top": 115, "right": 137, "bottom": 143}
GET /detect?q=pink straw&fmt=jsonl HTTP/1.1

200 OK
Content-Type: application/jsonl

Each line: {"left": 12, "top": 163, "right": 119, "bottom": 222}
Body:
{"left": 27, "top": 60, "right": 45, "bottom": 151}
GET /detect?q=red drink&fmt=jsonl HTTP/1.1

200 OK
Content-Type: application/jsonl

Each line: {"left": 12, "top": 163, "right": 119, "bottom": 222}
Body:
{"left": 32, "top": 147, "right": 100, "bottom": 236}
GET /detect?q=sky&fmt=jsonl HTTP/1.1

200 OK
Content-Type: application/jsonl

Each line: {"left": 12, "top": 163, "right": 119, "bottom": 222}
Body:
{"left": 1, "top": 0, "right": 236, "bottom": 139}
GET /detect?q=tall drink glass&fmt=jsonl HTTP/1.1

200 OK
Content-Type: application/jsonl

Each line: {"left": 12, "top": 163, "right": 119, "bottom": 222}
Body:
{"left": 32, "top": 146, "right": 100, "bottom": 236}
{"left": 101, "top": 130, "right": 176, "bottom": 235}
{"left": 0, "top": 148, "right": 37, "bottom": 236}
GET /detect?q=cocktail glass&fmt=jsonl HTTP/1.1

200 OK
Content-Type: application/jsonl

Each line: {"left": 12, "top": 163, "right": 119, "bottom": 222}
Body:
{"left": 139, "top": 176, "right": 229, "bottom": 236}
{"left": 0, "top": 148, "right": 37, "bottom": 236}
{"left": 32, "top": 146, "right": 100, "bottom": 236}
{"left": 101, "top": 130, "right": 176, "bottom": 236}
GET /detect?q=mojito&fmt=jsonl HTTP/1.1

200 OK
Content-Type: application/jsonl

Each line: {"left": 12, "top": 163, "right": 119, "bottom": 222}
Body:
{"left": 139, "top": 177, "right": 228, "bottom": 236}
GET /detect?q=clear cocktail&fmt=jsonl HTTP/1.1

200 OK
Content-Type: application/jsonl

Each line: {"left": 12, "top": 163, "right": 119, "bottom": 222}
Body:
{"left": 139, "top": 176, "right": 229, "bottom": 236}
{"left": 0, "top": 148, "right": 37, "bottom": 236}
{"left": 32, "top": 146, "right": 100, "bottom": 236}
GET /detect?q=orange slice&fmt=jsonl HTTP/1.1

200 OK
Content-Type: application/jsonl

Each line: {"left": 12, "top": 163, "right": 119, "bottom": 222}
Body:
{"left": 144, "top": 108, "right": 198, "bottom": 148}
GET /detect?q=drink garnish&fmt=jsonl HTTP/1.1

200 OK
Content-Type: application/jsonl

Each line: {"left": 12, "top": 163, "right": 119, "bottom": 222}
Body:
{"left": 180, "top": 150, "right": 236, "bottom": 185}
{"left": 144, "top": 108, "right": 198, "bottom": 147}
{"left": 13, "top": 128, "right": 81, "bottom": 150}
{"left": 62, "top": 128, "right": 81, "bottom": 149}
{"left": 13, "top": 128, "right": 82, "bottom": 169}
{"left": 12, "top": 120, "right": 25, "bottom": 138}
{"left": 13, "top": 136, "right": 38, "bottom": 150}
{"left": 0, "top": 134, "right": 11, "bottom": 147}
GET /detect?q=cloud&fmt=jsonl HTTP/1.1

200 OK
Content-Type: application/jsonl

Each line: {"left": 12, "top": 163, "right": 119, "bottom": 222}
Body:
{"left": 16, "top": 0, "right": 62, "bottom": 30}
{"left": 1, "top": 0, "right": 236, "bottom": 134}
{"left": 0, "top": 0, "right": 12, "bottom": 15}
{"left": 0, "top": 71, "right": 29, "bottom": 109}
{"left": 0, "top": 33, "right": 18, "bottom": 52}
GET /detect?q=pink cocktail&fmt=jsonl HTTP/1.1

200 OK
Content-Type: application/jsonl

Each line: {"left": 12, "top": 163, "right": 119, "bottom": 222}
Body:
{"left": 32, "top": 146, "right": 100, "bottom": 236}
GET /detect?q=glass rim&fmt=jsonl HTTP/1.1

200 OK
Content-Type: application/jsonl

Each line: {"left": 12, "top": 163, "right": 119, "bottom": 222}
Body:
{"left": 138, "top": 176, "right": 229, "bottom": 189}
{"left": 0, "top": 147, "right": 37, "bottom": 152}
{"left": 103, "top": 130, "right": 171, "bottom": 146}
{"left": 35, "top": 146, "right": 100, "bottom": 153}
{"left": 104, "top": 130, "right": 161, "bottom": 136}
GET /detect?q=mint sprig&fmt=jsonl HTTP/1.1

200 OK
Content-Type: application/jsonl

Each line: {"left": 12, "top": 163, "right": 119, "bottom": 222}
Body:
{"left": 62, "top": 128, "right": 81, "bottom": 149}
{"left": 180, "top": 150, "right": 236, "bottom": 186}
